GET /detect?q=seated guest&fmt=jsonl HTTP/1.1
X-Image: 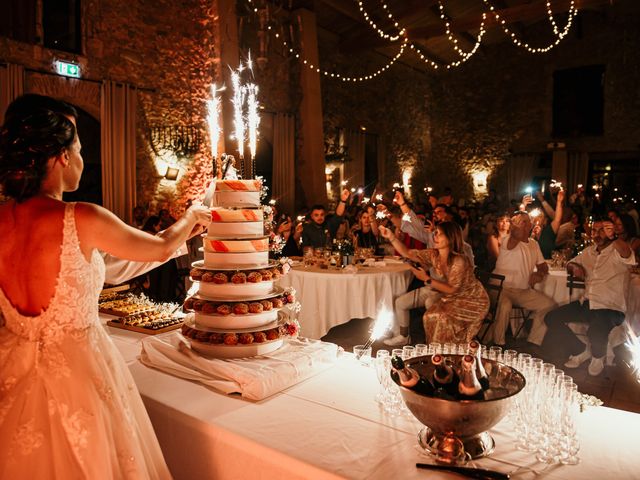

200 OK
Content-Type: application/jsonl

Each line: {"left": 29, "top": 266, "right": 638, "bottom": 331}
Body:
{"left": 543, "top": 220, "right": 635, "bottom": 376}
{"left": 487, "top": 211, "right": 556, "bottom": 346}
{"left": 534, "top": 189, "right": 566, "bottom": 259}
{"left": 387, "top": 206, "right": 425, "bottom": 252}
{"left": 277, "top": 214, "right": 303, "bottom": 257}
{"left": 396, "top": 192, "right": 475, "bottom": 267}
{"left": 380, "top": 222, "right": 489, "bottom": 344}
{"left": 301, "top": 189, "right": 349, "bottom": 248}
{"left": 334, "top": 217, "right": 350, "bottom": 241}
{"left": 486, "top": 213, "right": 510, "bottom": 268}
{"left": 614, "top": 213, "right": 640, "bottom": 259}
{"left": 132, "top": 205, "right": 147, "bottom": 229}
{"left": 438, "top": 187, "right": 454, "bottom": 207}
{"left": 353, "top": 209, "right": 378, "bottom": 249}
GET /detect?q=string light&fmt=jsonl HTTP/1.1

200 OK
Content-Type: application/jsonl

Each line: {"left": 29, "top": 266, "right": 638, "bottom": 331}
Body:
{"left": 482, "top": 0, "right": 578, "bottom": 54}
{"left": 274, "top": 24, "right": 408, "bottom": 82}
{"left": 438, "top": 1, "right": 486, "bottom": 69}
{"left": 246, "top": 0, "right": 407, "bottom": 82}
{"left": 356, "top": 0, "right": 405, "bottom": 42}
{"left": 245, "top": 0, "right": 578, "bottom": 80}
{"left": 409, "top": 43, "right": 440, "bottom": 70}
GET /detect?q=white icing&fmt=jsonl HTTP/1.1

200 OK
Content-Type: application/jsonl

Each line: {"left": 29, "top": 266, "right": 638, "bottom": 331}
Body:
{"left": 198, "top": 281, "right": 275, "bottom": 299}
{"left": 203, "top": 250, "right": 269, "bottom": 268}
{"left": 213, "top": 191, "right": 260, "bottom": 208}
{"left": 194, "top": 308, "right": 278, "bottom": 329}
{"left": 206, "top": 222, "right": 264, "bottom": 238}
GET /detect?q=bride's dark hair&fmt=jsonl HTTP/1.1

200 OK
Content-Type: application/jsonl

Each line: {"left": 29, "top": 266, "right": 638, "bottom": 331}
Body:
{"left": 1, "top": 94, "right": 77, "bottom": 202}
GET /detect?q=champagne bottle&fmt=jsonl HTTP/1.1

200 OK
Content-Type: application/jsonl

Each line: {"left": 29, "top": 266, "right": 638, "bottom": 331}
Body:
{"left": 391, "top": 356, "right": 434, "bottom": 396}
{"left": 431, "top": 354, "right": 459, "bottom": 397}
{"left": 468, "top": 341, "right": 490, "bottom": 391}
{"left": 458, "top": 355, "right": 485, "bottom": 401}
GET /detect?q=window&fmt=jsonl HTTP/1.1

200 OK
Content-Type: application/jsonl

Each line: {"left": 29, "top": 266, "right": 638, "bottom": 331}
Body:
{"left": 552, "top": 65, "right": 605, "bottom": 137}
{"left": 0, "top": 0, "right": 37, "bottom": 43}
{"left": 43, "top": 0, "right": 82, "bottom": 53}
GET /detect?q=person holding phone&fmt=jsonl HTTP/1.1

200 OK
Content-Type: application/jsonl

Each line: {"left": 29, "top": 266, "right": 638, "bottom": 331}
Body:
{"left": 542, "top": 219, "right": 634, "bottom": 376}
{"left": 380, "top": 222, "right": 489, "bottom": 345}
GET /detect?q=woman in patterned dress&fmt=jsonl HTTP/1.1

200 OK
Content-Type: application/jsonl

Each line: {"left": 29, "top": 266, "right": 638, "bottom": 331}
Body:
{"left": 380, "top": 221, "right": 489, "bottom": 344}
{"left": 0, "top": 94, "right": 211, "bottom": 478}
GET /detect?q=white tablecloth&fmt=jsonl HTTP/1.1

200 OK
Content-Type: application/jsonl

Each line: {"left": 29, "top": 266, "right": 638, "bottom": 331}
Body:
{"left": 104, "top": 317, "right": 640, "bottom": 480}
{"left": 277, "top": 264, "right": 413, "bottom": 339}
{"left": 537, "top": 270, "right": 640, "bottom": 323}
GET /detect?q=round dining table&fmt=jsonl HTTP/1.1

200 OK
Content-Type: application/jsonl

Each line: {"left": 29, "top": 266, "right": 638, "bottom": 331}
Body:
{"left": 277, "top": 262, "right": 413, "bottom": 339}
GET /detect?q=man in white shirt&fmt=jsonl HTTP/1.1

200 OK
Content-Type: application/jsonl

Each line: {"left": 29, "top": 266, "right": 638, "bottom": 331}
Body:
{"left": 486, "top": 211, "right": 557, "bottom": 346}
{"left": 542, "top": 220, "right": 635, "bottom": 376}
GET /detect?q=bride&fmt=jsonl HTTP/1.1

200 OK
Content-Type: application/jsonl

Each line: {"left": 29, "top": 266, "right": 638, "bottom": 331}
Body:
{"left": 0, "top": 94, "right": 210, "bottom": 479}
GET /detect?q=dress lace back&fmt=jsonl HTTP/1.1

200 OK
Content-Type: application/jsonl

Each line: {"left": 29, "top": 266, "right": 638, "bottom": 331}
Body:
{"left": 0, "top": 203, "right": 105, "bottom": 343}
{"left": 0, "top": 203, "right": 171, "bottom": 479}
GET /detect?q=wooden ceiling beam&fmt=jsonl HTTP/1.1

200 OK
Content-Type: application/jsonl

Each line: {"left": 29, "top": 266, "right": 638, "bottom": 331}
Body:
{"left": 340, "top": 0, "right": 613, "bottom": 52}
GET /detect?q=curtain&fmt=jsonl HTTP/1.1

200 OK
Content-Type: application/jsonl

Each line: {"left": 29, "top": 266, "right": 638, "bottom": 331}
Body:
{"left": 0, "top": 63, "right": 25, "bottom": 124}
{"left": 101, "top": 81, "right": 137, "bottom": 224}
{"left": 506, "top": 153, "right": 537, "bottom": 203}
{"left": 567, "top": 152, "right": 589, "bottom": 193}
{"left": 345, "top": 129, "right": 366, "bottom": 188}
{"left": 272, "top": 113, "right": 295, "bottom": 216}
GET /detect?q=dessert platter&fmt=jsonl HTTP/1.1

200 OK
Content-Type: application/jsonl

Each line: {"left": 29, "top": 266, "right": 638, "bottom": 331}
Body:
{"left": 184, "top": 178, "right": 299, "bottom": 358}
{"left": 100, "top": 292, "right": 184, "bottom": 334}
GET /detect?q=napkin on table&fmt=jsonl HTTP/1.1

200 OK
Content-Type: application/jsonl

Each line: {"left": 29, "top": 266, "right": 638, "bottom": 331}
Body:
{"left": 139, "top": 333, "right": 339, "bottom": 401}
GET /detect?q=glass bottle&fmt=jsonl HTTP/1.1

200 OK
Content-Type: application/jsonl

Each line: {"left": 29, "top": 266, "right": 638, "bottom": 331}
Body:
{"left": 468, "top": 340, "right": 490, "bottom": 391}
{"left": 458, "top": 355, "right": 485, "bottom": 400}
{"left": 391, "top": 356, "right": 434, "bottom": 396}
{"left": 431, "top": 354, "right": 459, "bottom": 398}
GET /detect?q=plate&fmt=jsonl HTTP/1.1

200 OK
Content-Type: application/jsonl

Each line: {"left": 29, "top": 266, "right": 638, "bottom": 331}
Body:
{"left": 191, "top": 259, "right": 281, "bottom": 272}
{"left": 194, "top": 308, "right": 281, "bottom": 329}
{"left": 189, "top": 337, "right": 284, "bottom": 358}
{"left": 190, "top": 285, "right": 285, "bottom": 303}
{"left": 196, "top": 280, "right": 275, "bottom": 299}
{"left": 185, "top": 313, "right": 285, "bottom": 333}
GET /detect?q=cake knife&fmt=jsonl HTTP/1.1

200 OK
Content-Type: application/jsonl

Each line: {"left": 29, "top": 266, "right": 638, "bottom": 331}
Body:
{"left": 416, "top": 463, "right": 510, "bottom": 480}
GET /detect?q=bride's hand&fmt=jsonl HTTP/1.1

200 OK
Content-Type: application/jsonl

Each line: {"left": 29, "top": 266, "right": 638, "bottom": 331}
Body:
{"left": 186, "top": 204, "right": 211, "bottom": 226}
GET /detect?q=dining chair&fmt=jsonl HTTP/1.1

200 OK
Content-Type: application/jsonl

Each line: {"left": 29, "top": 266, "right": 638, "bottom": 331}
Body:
{"left": 564, "top": 273, "right": 625, "bottom": 366}
{"left": 476, "top": 271, "right": 505, "bottom": 343}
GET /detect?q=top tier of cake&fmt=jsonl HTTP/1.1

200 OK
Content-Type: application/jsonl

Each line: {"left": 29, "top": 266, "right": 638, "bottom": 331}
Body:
{"left": 203, "top": 178, "right": 268, "bottom": 269}
{"left": 213, "top": 179, "right": 262, "bottom": 208}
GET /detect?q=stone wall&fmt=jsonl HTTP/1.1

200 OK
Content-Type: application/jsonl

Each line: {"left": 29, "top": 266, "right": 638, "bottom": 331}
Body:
{"left": 3, "top": 2, "right": 639, "bottom": 211}
{"left": 319, "top": 3, "right": 640, "bottom": 203}
{"left": 1, "top": 0, "right": 221, "bottom": 217}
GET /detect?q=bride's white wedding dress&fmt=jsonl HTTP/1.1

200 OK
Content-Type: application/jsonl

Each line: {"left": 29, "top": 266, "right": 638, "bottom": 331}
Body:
{"left": 0, "top": 204, "right": 171, "bottom": 479}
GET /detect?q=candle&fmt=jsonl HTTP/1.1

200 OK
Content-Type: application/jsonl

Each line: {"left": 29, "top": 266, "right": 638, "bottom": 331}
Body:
{"left": 356, "top": 306, "right": 393, "bottom": 359}
{"left": 231, "top": 68, "right": 246, "bottom": 161}
{"left": 206, "top": 84, "right": 224, "bottom": 177}
{"left": 246, "top": 82, "right": 260, "bottom": 177}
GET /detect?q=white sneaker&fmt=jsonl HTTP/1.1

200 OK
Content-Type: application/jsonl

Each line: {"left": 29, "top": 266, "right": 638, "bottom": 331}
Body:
{"left": 564, "top": 347, "right": 592, "bottom": 368}
{"left": 588, "top": 356, "right": 605, "bottom": 376}
{"left": 384, "top": 334, "right": 411, "bottom": 347}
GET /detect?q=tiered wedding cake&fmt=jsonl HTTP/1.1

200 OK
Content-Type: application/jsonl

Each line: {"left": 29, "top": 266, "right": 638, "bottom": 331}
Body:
{"left": 182, "top": 179, "right": 298, "bottom": 358}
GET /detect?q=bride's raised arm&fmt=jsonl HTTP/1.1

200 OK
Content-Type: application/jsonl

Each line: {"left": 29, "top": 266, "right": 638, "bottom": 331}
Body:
{"left": 75, "top": 202, "right": 210, "bottom": 263}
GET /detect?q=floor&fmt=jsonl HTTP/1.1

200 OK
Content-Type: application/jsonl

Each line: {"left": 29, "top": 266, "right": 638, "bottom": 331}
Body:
{"left": 321, "top": 315, "right": 640, "bottom": 415}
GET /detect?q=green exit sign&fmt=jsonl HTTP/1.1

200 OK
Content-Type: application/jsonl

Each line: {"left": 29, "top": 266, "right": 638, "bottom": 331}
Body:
{"left": 54, "top": 61, "right": 81, "bottom": 78}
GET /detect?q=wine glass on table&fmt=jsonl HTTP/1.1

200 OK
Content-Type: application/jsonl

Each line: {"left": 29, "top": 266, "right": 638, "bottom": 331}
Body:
{"left": 374, "top": 350, "right": 390, "bottom": 403}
